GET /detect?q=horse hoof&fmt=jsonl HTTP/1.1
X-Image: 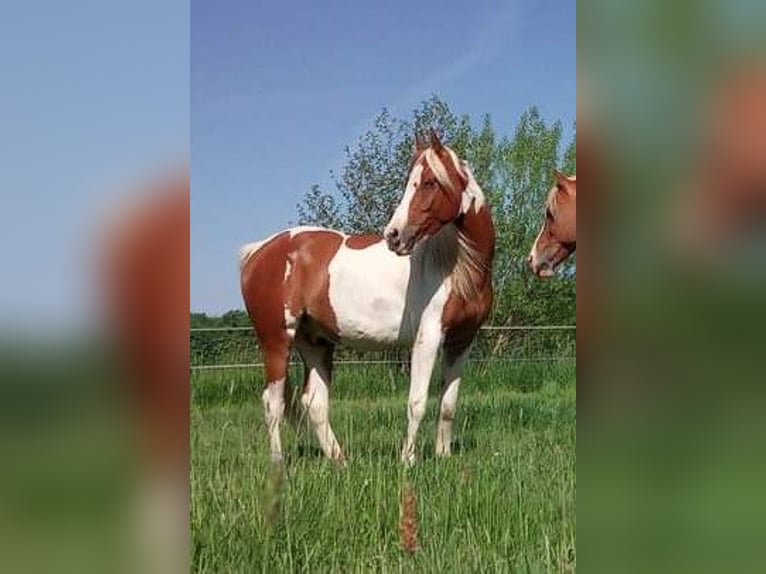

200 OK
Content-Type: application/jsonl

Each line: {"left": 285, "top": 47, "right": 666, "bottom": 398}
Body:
{"left": 401, "top": 453, "right": 416, "bottom": 467}
{"left": 334, "top": 457, "right": 348, "bottom": 469}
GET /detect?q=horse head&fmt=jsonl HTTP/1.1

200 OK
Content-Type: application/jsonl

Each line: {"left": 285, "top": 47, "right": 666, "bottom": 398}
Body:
{"left": 384, "top": 131, "right": 470, "bottom": 255}
{"left": 528, "top": 170, "right": 576, "bottom": 277}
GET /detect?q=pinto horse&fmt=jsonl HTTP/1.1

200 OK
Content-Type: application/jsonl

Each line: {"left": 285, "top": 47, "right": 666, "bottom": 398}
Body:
{"left": 528, "top": 170, "right": 576, "bottom": 277}
{"left": 240, "top": 132, "right": 495, "bottom": 464}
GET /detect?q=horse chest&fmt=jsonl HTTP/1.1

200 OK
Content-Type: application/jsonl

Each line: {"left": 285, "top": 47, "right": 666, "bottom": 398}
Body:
{"left": 326, "top": 242, "right": 447, "bottom": 347}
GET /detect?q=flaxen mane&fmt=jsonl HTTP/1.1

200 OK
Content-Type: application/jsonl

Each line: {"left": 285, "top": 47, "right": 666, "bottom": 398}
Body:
{"left": 420, "top": 152, "right": 488, "bottom": 300}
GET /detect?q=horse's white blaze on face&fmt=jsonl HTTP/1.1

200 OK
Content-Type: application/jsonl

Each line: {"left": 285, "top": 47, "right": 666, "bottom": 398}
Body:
{"left": 327, "top": 239, "right": 412, "bottom": 346}
{"left": 385, "top": 163, "right": 423, "bottom": 237}
{"left": 528, "top": 224, "right": 547, "bottom": 273}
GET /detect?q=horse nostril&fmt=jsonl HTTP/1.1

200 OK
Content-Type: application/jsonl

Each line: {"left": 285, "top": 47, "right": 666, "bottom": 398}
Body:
{"left": 385, "top": 228, "right": 400, "bottom": 247}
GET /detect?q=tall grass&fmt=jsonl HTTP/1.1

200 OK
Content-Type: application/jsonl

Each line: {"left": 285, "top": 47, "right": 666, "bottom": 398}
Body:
{"left": 191, "top": 360, "right": 575, "bottom": 572}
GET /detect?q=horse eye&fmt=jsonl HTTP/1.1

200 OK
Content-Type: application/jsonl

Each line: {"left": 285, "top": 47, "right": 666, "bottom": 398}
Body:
{"left": 545, "top": 208, "right": 554, "bottom": 220}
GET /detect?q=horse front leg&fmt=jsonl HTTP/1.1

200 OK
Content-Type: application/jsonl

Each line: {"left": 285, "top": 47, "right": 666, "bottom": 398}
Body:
{"left": 436, "top": 348, "right": 470, "bottom": 456}
{"left": 401, "top": 325, "right": 442, "bottom": 465}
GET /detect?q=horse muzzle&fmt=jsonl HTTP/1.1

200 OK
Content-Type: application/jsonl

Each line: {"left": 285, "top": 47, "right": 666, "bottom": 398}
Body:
{"left": 384, "top": 225, "right": 418, "bottom": 255}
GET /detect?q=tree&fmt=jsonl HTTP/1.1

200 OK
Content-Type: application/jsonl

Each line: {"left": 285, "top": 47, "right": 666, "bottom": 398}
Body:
{"left": 296, "top": 184, "right": 343, "bottom": 228}
{"left": 562, "top": 123, "right": 576, "bottom": 174}
{"left": 334, "top": 107, "right": 411, "bottom": 233}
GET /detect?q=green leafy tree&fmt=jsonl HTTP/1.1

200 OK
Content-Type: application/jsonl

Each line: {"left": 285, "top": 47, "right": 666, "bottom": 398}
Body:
{"left": 334, "top": 108, "right": 411, "bottom": 233}
{"left": 562, "top": 123, "right": 576, "bottom": 174}
{"left": 296, "top": 184, "right": 343, "bottom": 228}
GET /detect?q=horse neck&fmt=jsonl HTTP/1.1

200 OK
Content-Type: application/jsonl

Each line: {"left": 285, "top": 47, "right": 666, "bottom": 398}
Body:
{"left": 418, "top": 204, "right": 494, "bottom": 301}
{"left": 454, "top": 205, "right": 495, "bottom": 291}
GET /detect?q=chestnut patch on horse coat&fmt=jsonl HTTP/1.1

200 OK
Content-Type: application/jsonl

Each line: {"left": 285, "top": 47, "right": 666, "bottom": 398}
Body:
{"left": 284, "top": 231, "right": 344, "bottom": 338}
{"left": 241, "top": 229, "right": 345, "bottom": 382}
{"left": 345, "top": 234, "right": 382, "bottom": 250}
{"left": 240, "top": 231, "right": 292, "bottom": 381}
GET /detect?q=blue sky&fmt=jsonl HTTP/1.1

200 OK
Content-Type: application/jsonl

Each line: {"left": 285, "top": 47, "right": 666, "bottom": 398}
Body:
{"left": 193, "top": 0, "right": 576, "bottom": 314}
{"left": 0, "top": 1, "right": 189, "bottom": 330}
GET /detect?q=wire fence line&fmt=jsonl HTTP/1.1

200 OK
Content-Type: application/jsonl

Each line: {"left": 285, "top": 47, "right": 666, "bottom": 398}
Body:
{"left": 190, "top": 324, "right": 576, "bottom": 371}
{"left": 191, "top": 356, "right": 575, "bottom": 372}
{"left": 190, "top": 325, "right": 576, "bottom": 333}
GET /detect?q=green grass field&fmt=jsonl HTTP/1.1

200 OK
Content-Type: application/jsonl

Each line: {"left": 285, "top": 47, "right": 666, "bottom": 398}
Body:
{"left": 191, "top": 360, "right": 576, "bottom": 573}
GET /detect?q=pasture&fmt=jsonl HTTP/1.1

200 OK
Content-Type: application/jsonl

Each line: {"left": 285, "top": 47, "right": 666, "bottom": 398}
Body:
{"left": 191, "top": 359, "right": 576, "bottom": 572}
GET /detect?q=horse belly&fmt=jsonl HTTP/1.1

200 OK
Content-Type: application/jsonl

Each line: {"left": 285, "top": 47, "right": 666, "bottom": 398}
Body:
{"left": 327, "top": 242, "right": 411, "bottom": 348}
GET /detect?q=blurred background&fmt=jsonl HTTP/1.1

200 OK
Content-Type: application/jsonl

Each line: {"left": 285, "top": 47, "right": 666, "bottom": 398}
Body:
{"left": 579, "top": 1, "right": 766, "bottom": 572}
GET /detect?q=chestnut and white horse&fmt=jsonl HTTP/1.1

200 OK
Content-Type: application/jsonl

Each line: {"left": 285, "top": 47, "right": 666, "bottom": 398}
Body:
{"left": 240, "top": 132, "right": 495, "bottom": 465}
{"left": 528, "top": 170, "right": 576, "bottom": 277}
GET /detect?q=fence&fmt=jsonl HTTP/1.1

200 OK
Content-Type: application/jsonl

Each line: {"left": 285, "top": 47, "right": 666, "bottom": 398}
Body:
{"left": 190, "top": 325, "right": 576, "bottom": 371}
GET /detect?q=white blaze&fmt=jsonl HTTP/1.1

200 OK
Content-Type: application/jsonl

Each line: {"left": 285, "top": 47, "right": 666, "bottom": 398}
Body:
{"left": 385, "top": 162, "right": 423, "bottom": 234}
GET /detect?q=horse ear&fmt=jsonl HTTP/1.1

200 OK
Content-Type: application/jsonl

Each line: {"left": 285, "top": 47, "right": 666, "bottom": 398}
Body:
{"left": 430, "top": 129, "right": 444, "bottom": 151}
{"left": 553, "top": 169, "right": 569, "bottom": 190}
{"left": 413, "top": 132, "right": 426, "bottom": 156}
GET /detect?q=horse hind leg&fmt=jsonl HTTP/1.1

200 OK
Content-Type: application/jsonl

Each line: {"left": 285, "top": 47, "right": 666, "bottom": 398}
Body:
{"left": 260, "top": 332, "right": 293, "bottom": 463}
{"left": 295, "top": 335, "right": 345, "bottom": 464}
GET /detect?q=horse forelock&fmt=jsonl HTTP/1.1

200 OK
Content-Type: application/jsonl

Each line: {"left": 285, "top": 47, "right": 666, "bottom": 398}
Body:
{"left": 547, "top": 185, "right": 560, "bottom": 214}
{"left": 548, "top": 173, "right": 576, "bottom": 215}
{"left": 422, "top": 147, "right": 465, "bottom": 193}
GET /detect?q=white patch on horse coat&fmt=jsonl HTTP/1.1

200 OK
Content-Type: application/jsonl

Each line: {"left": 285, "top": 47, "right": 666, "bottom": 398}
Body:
{"left": 262, "top": 378, "right": 286, "bottom": 462}
{"left": 436, "top": 349, "right": 470, "bottom": 455}
{"left": 327, "top": 230, "right": 455, "bottom": 350}
{"left": 529, "top": 223, "right": 546, "bottom": 269}
{"left": 300, "top": 348, "right": 344, "bottom": 461}
{"left": 288, "top": 226, "right": 343, "bottom": 240}
{"left": 460, "top": 161, "right": 486, "bottom": 213}
{"left": 327, "top": 239, "right": 412, "bottom": 347}
{"left": 401, "top": 281, "right": 448, "bottom": 464}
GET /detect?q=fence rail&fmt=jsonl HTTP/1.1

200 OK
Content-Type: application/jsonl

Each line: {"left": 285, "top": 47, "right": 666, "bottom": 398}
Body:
{"left": 190, "top": 325, "right": 576, "bottom": 333}
{"left": 190, "top": 324, "right": 576, "bottom": 371}
{"left": 191, "top": 356, "right": 575, "bottom": 371}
